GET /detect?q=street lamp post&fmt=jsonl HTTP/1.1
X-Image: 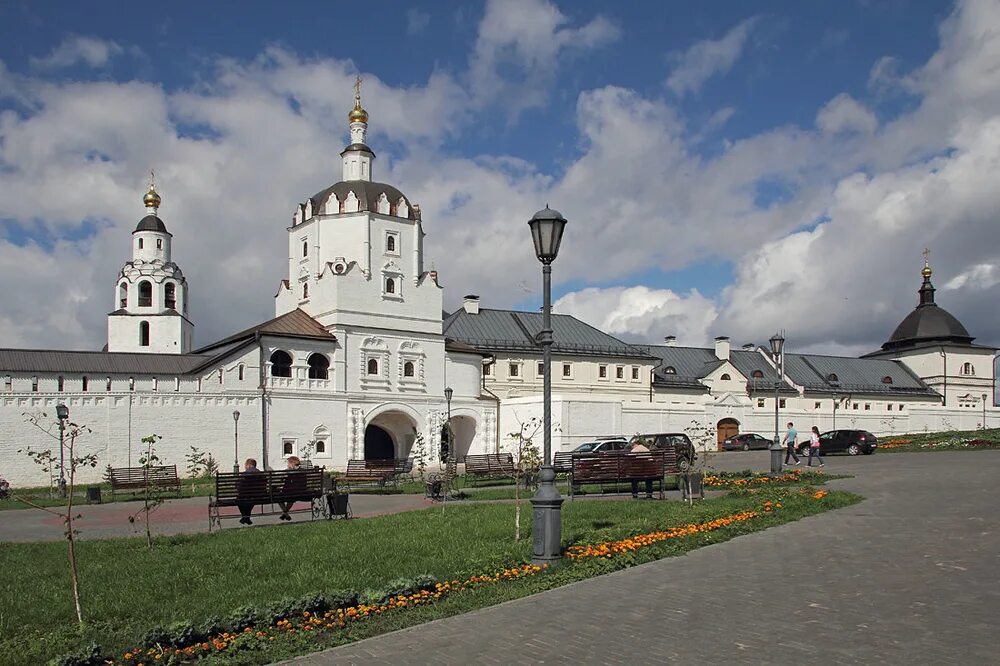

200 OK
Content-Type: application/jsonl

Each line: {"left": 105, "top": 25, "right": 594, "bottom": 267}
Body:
{"left": 769, "top": 333, "right": 785, "bottom": 475}
{"left": 528, "top": 205, "right": 567, "bottom": 566}
{"left": 444, "top": 386, "right": 453, "bottom": 464}
{"left": 831, "top": 383, "right": 841, "bottom": 430}
{"left": 232, "top": 410, "right": 240, "bottom": 473}
{"left": 982, "top": 393, "right": 988, "bottom": 430}
{"left": 56, "top": 403, "right": 69, "bottom": 498}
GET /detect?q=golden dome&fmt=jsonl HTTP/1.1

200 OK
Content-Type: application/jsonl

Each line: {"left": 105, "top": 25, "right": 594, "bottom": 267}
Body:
{"left": 922, "top": 263, "right": 933, "bottom": 279}
{"left": 143, "top": 185, "right": 161, "bottom": 209}
{"left": 349, "top": 100, "right": 368, "bottom": 124}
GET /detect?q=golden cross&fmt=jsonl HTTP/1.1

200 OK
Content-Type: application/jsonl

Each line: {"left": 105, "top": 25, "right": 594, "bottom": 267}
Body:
{"left": 149, "top": 169, "right": 155, "bottom": 190}
{"left": 354, "top": 75, "right": 362, "bottom": 103}
{"left": 923, "top": 247, "right": 930, "bottom": 266}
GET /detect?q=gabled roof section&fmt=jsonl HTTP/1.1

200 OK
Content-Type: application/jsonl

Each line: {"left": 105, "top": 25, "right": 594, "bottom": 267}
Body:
{"left": 443, "top": 308, "right": 655, "bottom": 361}
{"left": 637, "top": 345, "right": 715, "bottom": 390}
{"left": 195, "top": 308, "right": 336, "bottom": 354}
{"left": 783, "top": 353, "right": 938, "bottom": 397}
{"left": 730, "top": 349, "right": 798, "bottom": 394}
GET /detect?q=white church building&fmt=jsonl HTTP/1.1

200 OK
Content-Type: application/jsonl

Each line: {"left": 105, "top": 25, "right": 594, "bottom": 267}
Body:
{"left": 0, "top": 92, "right": 996, "bottom": 486}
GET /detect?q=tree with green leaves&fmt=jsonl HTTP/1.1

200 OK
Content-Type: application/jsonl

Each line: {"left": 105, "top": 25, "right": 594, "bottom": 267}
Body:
{"left": 129, "top": 434, "right": 165, "bottom": 548}
{"left": 506, "top": 416, "right": 542, "bottom": 542}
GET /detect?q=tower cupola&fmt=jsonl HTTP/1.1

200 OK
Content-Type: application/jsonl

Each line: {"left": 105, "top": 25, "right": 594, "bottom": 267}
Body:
{"left": 342, "top": 76, "right": 374, "bottom": 182}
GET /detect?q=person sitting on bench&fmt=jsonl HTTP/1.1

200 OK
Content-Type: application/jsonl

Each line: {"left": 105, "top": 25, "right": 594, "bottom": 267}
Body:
{"left": 278, "top": 456, "right": 305, "bottom": 521}
{"left": 238, "top": 458, "right": 264, "bottom": 525}
{"left": 629, "top": 440, "right": 654, "bottom": 499}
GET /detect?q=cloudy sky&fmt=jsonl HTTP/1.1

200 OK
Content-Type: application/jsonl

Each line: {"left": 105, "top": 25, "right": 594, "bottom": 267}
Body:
{"left": 1, "top": 0, "right": 998, "bottom": 357}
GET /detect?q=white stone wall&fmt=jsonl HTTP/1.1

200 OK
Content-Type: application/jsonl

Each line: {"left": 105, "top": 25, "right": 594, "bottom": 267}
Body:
{"left": 486, "top": 353, "right": 654, "bottom": 400}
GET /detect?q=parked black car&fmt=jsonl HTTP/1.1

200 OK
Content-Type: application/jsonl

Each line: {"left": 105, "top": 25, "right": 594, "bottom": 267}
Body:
{"left": 629, "top": 433, "right": 697, "bottom": 471}
{"left": 796, "top": 430, "right": 878, "bottom": 456}
{"left": 722, "top": 433, "right": 773, "bottom": 451}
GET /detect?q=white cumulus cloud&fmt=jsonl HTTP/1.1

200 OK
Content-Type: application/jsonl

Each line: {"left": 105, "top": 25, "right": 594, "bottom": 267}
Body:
{"left": 666, "top": 17, "right": 758, "bottom": 96}
{"left": 30, "top": 35, "right": 124, "bottom": 70}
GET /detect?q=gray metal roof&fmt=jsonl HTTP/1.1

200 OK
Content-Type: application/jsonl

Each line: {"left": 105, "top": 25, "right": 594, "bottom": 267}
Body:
{"left": 134, "top": 214, "right": 170, "bottom": 234}
{"left": 782, "top": 353, "right": 938, "bottom": 396}
{"left": 0, "top": 348, "right": 213, "bottom": 375}
{"left": 730, "top": 349, "right": 798, "bottom": 394}
{"left": 443, "top": 308, "right": 655, "bottom": 360}
{"left": 307, "top": 180, "right": 414, "bottom": 220}
{"left": 638, "top": 345, "right": 715, "bottom": 389}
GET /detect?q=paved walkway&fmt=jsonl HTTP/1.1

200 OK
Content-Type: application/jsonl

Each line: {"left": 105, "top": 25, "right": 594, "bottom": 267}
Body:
{"left": 0, "top": 492, "right": 434, "bottom": 542}
{"left": 289, "top": 451, "right": 1000, "bottom": 665}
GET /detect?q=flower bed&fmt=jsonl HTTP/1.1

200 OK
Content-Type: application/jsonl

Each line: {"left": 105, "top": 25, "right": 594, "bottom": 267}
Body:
{"left": 879, "top": 435, "right": 1000, "bottom": 452}
{"left": 703, "top": 468, "right": 826, "bottom": 489}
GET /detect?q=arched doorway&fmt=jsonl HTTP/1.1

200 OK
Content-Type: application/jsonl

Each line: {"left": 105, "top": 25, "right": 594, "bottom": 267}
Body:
{"left": 717, "top": 418, "right": 739, "bottom": 450}
{"left": 449, "top": 416, "right": 478, "bottom": 460}
{"left": 364, "top": 425, "right": 394, "bottom": 460}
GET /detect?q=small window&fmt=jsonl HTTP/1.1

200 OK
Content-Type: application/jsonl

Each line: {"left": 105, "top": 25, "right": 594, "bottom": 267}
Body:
{"left": 138, "top": 238, "right": 144, "bottom": 249}
{"left": 57, "top": 376, "right": 64, "bottom": 392}
{"left": 563, "top": 363, "right": 572, "bottom": 377}
{"left": 864, "top": 403, "right": 871, "bottom": 411}
{"left": 882, "top": 376, "right": 893, "bottom": 384}
{"left": 827, "top": 373, "right": 839, "bottom": 382}
{"left": 152, "top": 377, "right": 158, "bottom": 391}
{"left": 385, "top": 278, "right": 395, "bottom": 294}
{"left": 888, "top": 404, "right": 893, "bottom": 411}
{"left": 631, "top": 367, "right": 640, "bottom": 380}
{"left": 302, "top": 283, "right": 309, "bottom": 299}
{"left": 138, "top": 280, "right": 152, "bottom": 307}
{"left": 757, "top": 398, "right": 765, "bottom": 408}
{"left": 128, "top": 377, "right": 135, "bottom": 391}
{"left": 197, "top": 377, "right": 202, "bottom": 392}
{"left": 283, "top": 440, "right": 295, "bottom": 456}
{"left": 315, "top": 439, "right": 326, "bottom": 454}
{"left": 31, "top": 376, "right": 38, "bottom": 392}
{"left": 509, "top": 363, "right": 520, "bottom": 378}
{"left": 386, "top": 235, "right": 396, "bottom": 252}
{"left": 814, "top": 401, "right": 821, "bottom": 409}
{"left": 302, "top": 240, "right": 308, "bottom": 257}
{"left": 308, "top": 353, "right": 330, "bottom": 380}
{"left": 119, "top": 283, "right": 128, "bottom": 309}
{"left": 106, "top": 377, "right": 112, "bottom": 392}
{"left": 139, "top": 321, "right": 150, "bottom": 347}
{"left": 156, "top": 238, "right": 162, "bottom": 250}
{"left": 751, "top": 370, "right": 764, "bottom": 379}
{"left": 4, "top": 375, "right": 12, "bottom": 392}
{"left": 218, "top": 368, "right": 224, "bottom": 384}
{"left": 962, "top": 362, "right": 975, "bottom": 376}
{"left": 174, "top": 377, "right": 180, "bottom": 392}
{"left": 403, "top": 361, "right": 415, "bottom": 378}
{"left": 720, "top": 373, "right": 731, "bottom": 381}
{"left": 238, "top": 364, "right": 245, "bottom": 381}
{"left": 164, "top": 283, "right": 176, "bottom": 310}
{"left": 664, "top": 366, "right": 676, "bottom": 374}
{"left": 537, "top": 362, "right": 544, "bottom": 376}
{"left": 779, "top": 398, "right": 786, "bottom": 408}
{"left": 899, "top": 404, "right": 904, "bottom": 411}
{"left": 616, "top": 367, "right": 624, "bottom": 379}
{"left": 81, "top": 376, "right": 88, "bottom": 392}
{"left": 367, "top": 358, "right": 379, "bottom": 375}
{"left": 484, "top": 363, "right": 493, "bottom": 376}
{"left": 852, "top": 403, "right": 858, "bottom": 410}
{"left": 599, "top": 365, "right": 607, "bottom": 378}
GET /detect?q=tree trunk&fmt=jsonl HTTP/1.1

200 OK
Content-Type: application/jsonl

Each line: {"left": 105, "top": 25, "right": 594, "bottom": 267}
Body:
{"left": 65, "top": 447, "right": 83, "bottom": 626}
{"left": 514, "top": 474, "right": 521, "bottom": 541}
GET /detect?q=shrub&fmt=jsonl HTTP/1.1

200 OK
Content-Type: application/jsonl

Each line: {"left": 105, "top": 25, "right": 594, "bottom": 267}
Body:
{"left": 0, "top": 476, "right": 10, "bottom": 500}
{"left": 53, "top": 643, "right": 103, "bottom": 666}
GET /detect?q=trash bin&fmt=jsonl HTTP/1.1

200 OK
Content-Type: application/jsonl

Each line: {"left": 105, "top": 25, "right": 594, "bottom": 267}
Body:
{"left": 326, "top": 492, "right": 350, "bottom": 519}
{"left": 86, "top": 485, "right": 102, "bottom": 504}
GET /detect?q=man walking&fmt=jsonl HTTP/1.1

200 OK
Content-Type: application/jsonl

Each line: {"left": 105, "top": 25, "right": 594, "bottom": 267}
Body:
{"left": 782, "top": 422, "right": 800, "bottom": 465}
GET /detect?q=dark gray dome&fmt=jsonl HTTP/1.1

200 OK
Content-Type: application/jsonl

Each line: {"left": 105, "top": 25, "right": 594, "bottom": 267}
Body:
{"left": 309, "top": 181, "right": 416, "bottom": 220}
{"left": 134, "top": 215, "right": 169, "bottom": 234}
{"left": 881, "top": 272, "right": 974, "bottom": 350}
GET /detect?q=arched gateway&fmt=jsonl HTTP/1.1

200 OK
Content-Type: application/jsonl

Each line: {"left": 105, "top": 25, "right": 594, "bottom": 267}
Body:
{"left": 716, "top": 418, "right": 739, "bottom": 450}
{"left": 363, "top": 406, "right": 420, "bottom": 460}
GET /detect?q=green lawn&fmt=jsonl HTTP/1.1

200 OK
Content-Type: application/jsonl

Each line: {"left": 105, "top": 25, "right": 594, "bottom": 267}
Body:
{"left": 878, "top": 427, "right": 1000, "bottom": 453}
{"left": 0, "top": 488, "right": 859, "bottom": 665}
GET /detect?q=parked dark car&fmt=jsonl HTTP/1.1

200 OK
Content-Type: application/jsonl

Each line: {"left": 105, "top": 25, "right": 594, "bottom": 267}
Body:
{"left": 722, "top": 433, "right": 773, "bottom": 451}
{"left": 796, "top": 430, "right": 878, "bottom": 456}
{"left": 571, "top": 438, "right": 628, "bottom": 454}
{"left": 629, "top": 433, "right": 697, "bottom": 471}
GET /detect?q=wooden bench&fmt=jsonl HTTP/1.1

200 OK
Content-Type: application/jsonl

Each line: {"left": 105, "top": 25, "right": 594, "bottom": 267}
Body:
{"left": 463, "top": 453, "right": 516, "bottom": 484}
{"left": 341, "top": 459, "right": 399, "bottom": 489}
{"left": 208, "top": 468, "right": 326, "bottom": 529}
{"left": 553, "top": 452, "right": 575, "bottom": 474}
{"left": 569, "top": 452, "right": 667, "bottom": 499}
{"left": 108, "top": 465, "right": 181, "bottom": 497}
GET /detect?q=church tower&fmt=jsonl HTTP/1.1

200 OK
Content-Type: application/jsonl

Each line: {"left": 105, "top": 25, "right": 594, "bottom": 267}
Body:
{"left": 107, "top": 177, "right": 194, "bottom": 353}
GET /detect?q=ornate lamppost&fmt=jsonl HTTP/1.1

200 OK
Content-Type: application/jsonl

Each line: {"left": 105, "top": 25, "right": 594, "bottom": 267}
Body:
{"left": 982, "top": 393, "right": 988, "bottom": 430}
{"left": 528, "top": 205, "right": 567, "bottom": 566}
{"left": 56, "top": 403, "right": 69, "bottom": 498}
{"left": 232, "top": 410, "right": 240, "bottom": 473}
{"left": 444, "top": 386, "right": 453, "bottom": 464}
{"left": 769, "top": 333, "right": 785, "bottom": 475}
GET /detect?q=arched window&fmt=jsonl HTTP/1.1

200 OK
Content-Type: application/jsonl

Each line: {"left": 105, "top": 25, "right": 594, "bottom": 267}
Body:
{"left": 138, "top": 238, "right": 144, "bottom": 250}
{"left": 827, "top": 373, "right": 839, "bottom": 382}
{"left": 106, "top": 377, "right": 112, "bottom": 392}
{"left": 882, "top": 376, "right": 893, "bottom": 384}
{"left": 307, "top": 353, "right": 330, "bottom": 379}
{"left": 138, "top": 280, "right": 152, "bottom": 307}
{"left": 164, "top": 283, "right": 176, "bottom": 309}
{"left": 386, "top": 235, "right": 395, "bottom": 252}
{"left": 302, "top": 283, "right": 309, "bottom": 299}
{"left": 119, "top": 283, "right": 128, "bottom": 309}
{"left": 367, "top": 358, "right": 379, "bottom": 375}
{"left": 238, "top": 364, "right": 245, "bottom": 381}
{"left": 751, "top": 370, "right": 764, "bottom": 379}
{"left": 57, "top": 376, "right": 64, "bottom": 392}
{"left": 962, "top": 362, "right": 975, "bottom": 376}
{"left": 82, "top": 376, "right": 88, "bottom": 392}
{"left": 302, "top": 240, "right": 308, "bottom": 257}
{"left": 385, "top": 278, "right": 395, "bottom": 294}
{"left": 720, "top": 373, "right": 731, "bottom": 381}
{"left": 664, "top": 366, "right": 676, "bottom": 374}
{"left": 156, "top": 238, "right": 162, "bottom": 250}
{"left": 404, "top": 361, "right": 415, "bottom": 377}
{"left": 270, "top": 350, "right": 293, "bottom": 378}
{"left": 139, "top": 321, "right": 150, "bottom": 347}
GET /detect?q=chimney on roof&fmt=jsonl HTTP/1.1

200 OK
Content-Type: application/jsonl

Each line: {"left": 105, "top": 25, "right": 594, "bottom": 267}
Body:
{"left": 663, "top": 336, "right": 677, "bottom": 347}
{"left": 742, "top": 343, "right": 754, "bottom": 351}
{"left": 714, "top": 336, "right": 731, "bottom": 361}
{"left": 463, "top": 294, "right": 480, "bottom": 315}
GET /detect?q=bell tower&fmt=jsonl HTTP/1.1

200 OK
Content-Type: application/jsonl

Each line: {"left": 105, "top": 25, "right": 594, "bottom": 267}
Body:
{"left": 107, "top": 175, "right": 194, "bottom": 353}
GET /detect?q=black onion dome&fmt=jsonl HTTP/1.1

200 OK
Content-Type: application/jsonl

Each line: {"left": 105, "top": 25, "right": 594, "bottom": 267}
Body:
{"left": 881, "top": 271, "right": 974, "bottom": 350}
{"left": 309, "top": 181, "right": 416, "bottom": 220}
{"left": 134, "top": 215, "right": 170, "bottom": 234}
